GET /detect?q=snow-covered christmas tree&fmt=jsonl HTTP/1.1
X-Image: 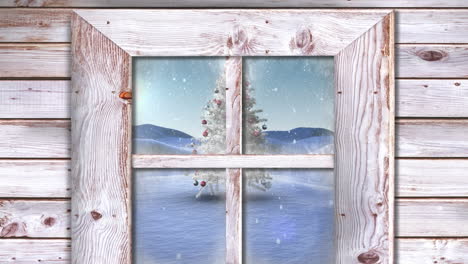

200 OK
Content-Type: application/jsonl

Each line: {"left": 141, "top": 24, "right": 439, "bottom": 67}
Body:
{"left": 189, "top": 73, "right": 273, "bottom": 198}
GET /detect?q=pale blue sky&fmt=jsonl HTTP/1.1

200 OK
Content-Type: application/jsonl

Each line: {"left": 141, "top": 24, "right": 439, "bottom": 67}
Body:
{"left": 133, "top": 57, "right": 334, "bottom": 137}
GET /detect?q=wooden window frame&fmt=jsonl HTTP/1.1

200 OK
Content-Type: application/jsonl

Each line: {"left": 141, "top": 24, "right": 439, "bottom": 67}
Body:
{"left": 71, "top": 9, "right": 394, "bottom": 264}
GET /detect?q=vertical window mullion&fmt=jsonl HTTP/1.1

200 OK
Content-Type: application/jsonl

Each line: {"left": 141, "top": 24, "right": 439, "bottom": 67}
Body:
{"left": 225, "top": 56, "right": 243, "bottom": 264}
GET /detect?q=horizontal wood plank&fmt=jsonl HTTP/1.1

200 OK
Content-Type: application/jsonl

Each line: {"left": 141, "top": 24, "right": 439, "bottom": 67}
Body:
{"left": 0, "top": 199, "right": 466, "bottom": 238}
{"left": 3, "top": 80, "right": 468, "bottom": 119}
{"left": 0, "top": 81, "right": 70, "bottom": 118}
{"left": 396, "top": 119, "right": 468, "bottom": 157}
{"left": 4, "top": 158, "right": 467, "bottom": 198}
{"left": 3, "top": 119, "right": 468, "bottom": 159}
{"left": 397, "top": 79, "right": 468, "bottom": 117}
{"left": 397, "top": 10, "right": 468, "bottom": 44}
{"left": 0, "top": 199, "right": 70, "bottom": 238}
{"left": 0, "top": 239, "right": 70, "bottom": 263}
{"left": 1, "top": 238, "right": 467, "bottom": 264}
{"left": 3, "top": 10, "right": 468, "bottom": 44}
{"left": 2, "top": 0, "right": 468, "bottom": 7}
{"left": 0, "top": 160, "right": 70, "bottom": 198}
{"left": 3, "top": 44, "right": 468, "bottom": 78}
{"left": 397, "top": 238, "right": 468, "bottom": 264}
{"left": 0, "top": 44, "right": 70, "bottom": 78}
{"left": 0, "top": 9, "right": 70, "bottom": 42}
{"left": 397, "top": 44, "right": 468, "bottom": 78}
{"left": 397, "top": 159, "right": 468, "bottom": 197}
{"left": 133, "top": 154, "right": 334, "bottom": 168}
{"left": 75, "top": 9, "right": 390, "bottom": 56}
{"left": 397, "top": 198, "right": 468, "bottom": 237}
{"left": 0, "top": 120, "right": 70, "bottom": 158}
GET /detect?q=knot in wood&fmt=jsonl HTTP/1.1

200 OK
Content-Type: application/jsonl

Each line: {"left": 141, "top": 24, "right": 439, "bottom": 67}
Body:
{"left": 119, "top": 91, "right": 132, "bottom": 100}
{"left": 90, "top": 210, "right": 103, "bottom": 221}
{"left": 417, "top": 50, "right": 446, "bottom": 62}
{"left": 290, "top": 27, "right": 314, "bottom": 54}
{"left": 43, "top": 217, "right": 56, "bottom": 227}
{"left": 233, "top": 27, "right": 248, "bottom": 47}
{"left": 295, "top": 28, "right": 312, "bottom": 49}
{"left": 357, "top": 251, "right": 380, "bottom": 264}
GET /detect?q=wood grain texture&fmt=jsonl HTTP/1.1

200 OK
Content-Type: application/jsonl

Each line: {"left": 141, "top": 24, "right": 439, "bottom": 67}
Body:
{"left": 0, "top": 239, "right": 71, "bottom": 263}
{"left": 0, "top": 44, "right": 70, "bottom": 78}
{"left": 5, "top": 44, "right": 468, "bottom": 79}
{"left": 3, "top": 0, "right": 468, "bottom": 7}
{"left": 397, "top": 119, "right": 468, "bottom": 157}
{"left": 0, "top": 9, "right": 71, "bottom": 42}
{"left": 0, "top": 120, "right": 70, "bottom": 158}
{"left": 225, "top": 57, "right": 242, "bottom": 264}
{"left": 397, "top": 199, "right": 468, "bottom": 237}
{"left": 3, "top": 238, "right": 468, "bottom": 264}
{"left": 397, "top": 10, "right": 468, "bottom": 44}
{"left": 133, "top": 154, "right": 334, "bottom": 168}
{"left": 397, "top": 238, "right": 468, "bottom": 264}
{"left": 0, "top": 199, "right": 70, "bottom": 238}
{"left": 4, "top": 9, "right": 468, "bottom": 44}
{"left": 397, "top": 79, "right": 468, "bottom": 117}
{"left": 75, "top": 9, "right": 390, "bottom": 56}
{"left": 0, "top": 81, "right": 70, "bottom": 118}
{"left": 2, "top": 75, "right": 468, "bottom": 121}
{"left": 397, "top": 159, "right": 468, "bottom": 197}
{"left": 397, "top": 45, "right": 468, "bottom": 78}
{"left": 334, "top": 13, "right": 394, "bottom": 263}
{"left": 0, "top": 160, "right": 70, "bottom": 198}
{"left": 71, "top": 13, "right": 132, "bottom": 264}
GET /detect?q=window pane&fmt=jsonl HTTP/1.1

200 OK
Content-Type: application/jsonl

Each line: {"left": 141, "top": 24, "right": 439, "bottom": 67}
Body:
{"left": 133, "top": 57, "right": 226, "bottom": 155}
{"left": 243, "top": 57, "right": 334, "bottom": 154}
{"left": 133, "top": 169, "right": 226, "bottom": 264}
{"left": 244, "top": 169, "right": 334, "bottom": 264}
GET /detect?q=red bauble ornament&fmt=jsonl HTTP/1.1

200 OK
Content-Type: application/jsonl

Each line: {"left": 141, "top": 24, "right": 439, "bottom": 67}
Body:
{"left": 253, "top": 130, "right": 261, "bottom": 137}
{"left": 213, "top": 99, "right": 222, "bottom": 106}
{"left": 200, "top": 181, "right": 207, "bottom": 187}
{"left": 201, "top": 119, "right": 207, "bottom": 125}
{"left": 203, "top": 130, "right": 209, "bottom": 137}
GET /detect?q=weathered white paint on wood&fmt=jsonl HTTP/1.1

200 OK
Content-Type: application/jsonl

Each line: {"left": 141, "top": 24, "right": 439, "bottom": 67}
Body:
{"left": 132, "top": 155, "right": 334, "bottom": 169}
{"left": 397, "top": 159, "right": 468, "bottom": 197}
{"left": 0, "top": 120, "right": 70, "bottom": 158}
{"left": 71, "top": 13, "right": 132, "bottom": 264}
{"left": 334, "top": 13, "right": 394, "bottom": 263}
{"left": 0, "top": 160, "right": 70, "bottom": 198}
{"left": 4, "top": 198, "right": 468, "bottom": 239}
{"left": 397, "top": 199, "right": 468, "bottom": 237}
{"left": 0, "top": 81, "right": 70, "bottom": 119}
{"left": 4, "top": 0, "right": 468, "bottom": 7}
{"left": 0, "top": 199, "right": 70, "bottom": 238}
{"left": 397, "top": 45, "right": 468, "bottom": 78}
{"left": 0, "top": 44, "right": 70, "bottom": 78}
{"left": 3, "top": 238, "right": 468, "bottom": 264}
{"left": 397, "top": 238, "right": 468, "bottom": 264}
{"left": 0, "top": 9, "right": 71, "bottom": 42}
{"left": 4, "top": 9, "right": 468, "bottom": 44}
{"left": 75, "top": 9, "right": 390, "bottom": 56}
{"left": 397, "top": 10, "right": 468, "bottom": 44}
{"left": 3, "top": 80, "right": 468, "bottom": 120}
{"left": 397, "top": 79, "right": 468, "bottom": 117}
{"left": 0, "top": 239, "right": 71, "bottom": 263}
{"left": 225, "top": 57, "right": 242, "bottom": 264}
{"left": 397, "top": 119, "right": 468, "bottom": 157}
{"left": 5, "top": 44, "right": 468, "bottom": 79}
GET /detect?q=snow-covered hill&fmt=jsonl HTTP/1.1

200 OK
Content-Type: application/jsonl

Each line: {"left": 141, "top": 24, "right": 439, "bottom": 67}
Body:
{"left": 132, "top": 124, "right": 334, "bottom": 154}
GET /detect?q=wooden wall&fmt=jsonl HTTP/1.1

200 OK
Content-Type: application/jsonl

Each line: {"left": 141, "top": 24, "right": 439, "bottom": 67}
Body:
{"left": 1, "top": 3, "right": 468, "bottom": 263}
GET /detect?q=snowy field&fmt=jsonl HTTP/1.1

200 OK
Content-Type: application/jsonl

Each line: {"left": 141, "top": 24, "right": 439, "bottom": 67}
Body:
{"left": 133, "top": 169, "right": 334, "bottom": 264}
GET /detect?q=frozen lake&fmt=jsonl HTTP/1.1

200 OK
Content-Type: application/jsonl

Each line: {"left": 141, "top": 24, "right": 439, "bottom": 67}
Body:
{"left": 133, "top": 169, "right": 334, "bottom": 264}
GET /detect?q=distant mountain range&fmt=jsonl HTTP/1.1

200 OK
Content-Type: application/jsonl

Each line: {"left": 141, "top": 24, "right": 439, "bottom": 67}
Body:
{"left": 133, "top": 124, "right": 333, "bottom": 155}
